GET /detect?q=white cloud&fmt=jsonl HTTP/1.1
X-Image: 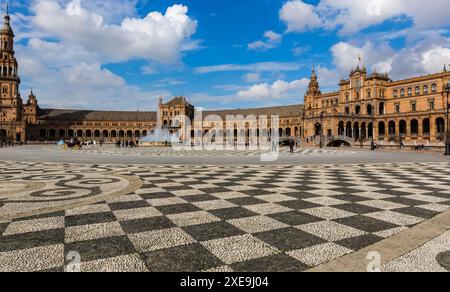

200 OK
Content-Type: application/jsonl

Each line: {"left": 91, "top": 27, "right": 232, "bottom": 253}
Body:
{"left": 19, "top": 60, "right": 170, "bottom": 110}
{"left": 280, "top": 0, "right": 450, "bottom": 35}
{"left": 237, "top": 79, "right": 309, "bottom": 101}
{"left": 248, "top": 30, "right": 283, "bottom": 51}
{"left": 195, "top": 62, "right": 302, "bottom": 74}
{"left": 330, "top": 36, "right": 450, "bottom": 80}
{"left": 280, "top": 0, "right": 322, "bottom": 32}
{"left": 30, "top": 0, "right": 198, "bottom": 64}
{"left": 331, "top": 41, "right": 395, "bottom": 74}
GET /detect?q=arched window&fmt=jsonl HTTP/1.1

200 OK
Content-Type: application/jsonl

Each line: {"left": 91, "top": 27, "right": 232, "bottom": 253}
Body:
{"left": 407, "top": 88, "right": 412, "bottom": 96}
{"left": 345, "top": 107, "right": 350, "bottom": 114}
{"left": 378, "top": 121, "right": 386, "bottom": 136}
{"left": 393, "top": 90, "right": 398, "bottom": 98}
{"left": 367, "top": 104, "right": 373, "bottom": 115}
{"left": 415, "top": 86, "right": 420, "bottom": 95}
{"left": 431, "top": 84, "right": 437, "bottom": 93}
{"left": 379, "top": 102, "right": 385, "bottom": 115}
{"left": 367, "top": 90, "right": 371, "bottom": 98}
{"left": 355, "top": 105, "right": 361, "bottom": 114}
{"left": 423, "top": 85, "right": 429, "bottom": 94}
{"left": 400, "top": 89, "right": 405, "bottom": 97}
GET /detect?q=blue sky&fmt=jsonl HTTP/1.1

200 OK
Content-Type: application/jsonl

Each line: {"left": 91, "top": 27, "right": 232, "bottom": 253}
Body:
{"left": 7, "top": 0, "right": 450, "bottom": 111}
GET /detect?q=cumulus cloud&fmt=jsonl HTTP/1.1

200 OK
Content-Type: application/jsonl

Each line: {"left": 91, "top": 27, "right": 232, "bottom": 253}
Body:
{"left": 237, "top": 79, "right": 309, "bottom": 101}
{"left": 280, "top": 0, "right": 322, "bottom": 32}
{"left": 30, "top": 0, "right": 198, "bottom": 64}
{"left": 12, "top": 0, "right": 199, "bottom": 110}
{"left": 280, "top": 0, "right": 450, "bottom": 35}
{"left": 330, "top": 36, "right": 450, "bottom": 80}
{"left": 331, "top": 41, "right": 395, "bottom": 74}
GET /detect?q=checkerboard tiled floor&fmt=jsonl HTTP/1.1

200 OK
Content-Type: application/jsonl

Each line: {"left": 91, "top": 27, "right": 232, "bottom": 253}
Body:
{"left": 47, "top": 145, "right": 354, "bottom": 157}
{"left": 1, "top": 162, "right": 449, "bottom": 272}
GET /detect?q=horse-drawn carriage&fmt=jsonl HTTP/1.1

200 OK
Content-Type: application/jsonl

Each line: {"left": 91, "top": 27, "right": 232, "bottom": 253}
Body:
{"left": 62, "top": 140, "right": 82, "bottom": 150}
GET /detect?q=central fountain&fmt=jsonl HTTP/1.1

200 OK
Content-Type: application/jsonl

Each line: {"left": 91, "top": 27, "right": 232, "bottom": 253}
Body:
{"left": 141, "top": 98, "right": 178, "bottom": 147}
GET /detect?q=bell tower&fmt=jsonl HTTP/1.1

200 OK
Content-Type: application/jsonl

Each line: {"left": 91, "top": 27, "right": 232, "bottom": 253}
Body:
{"left": 0, "top": 6, "right": 22, "bottom": 123}
{"left": 304, "top": 68, "right": 321, "bottom": 111}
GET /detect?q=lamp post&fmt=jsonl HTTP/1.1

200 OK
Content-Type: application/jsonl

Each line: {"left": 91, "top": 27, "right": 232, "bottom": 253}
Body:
{"left": 0, "top": 118, "right": 2, "bottom": 148}
{"left": 319, "top": 112, "right": 324, "bottom": 149}
{"left": 445, "top": 83, "right": 450, "bottom": 156}
{"left": 371, "top": 104, "right": 375, "bottom": 151}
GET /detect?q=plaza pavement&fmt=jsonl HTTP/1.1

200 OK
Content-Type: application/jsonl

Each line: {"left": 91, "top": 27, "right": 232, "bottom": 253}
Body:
{"left": 0, "top": 146, "right": 449, "bottom": 272}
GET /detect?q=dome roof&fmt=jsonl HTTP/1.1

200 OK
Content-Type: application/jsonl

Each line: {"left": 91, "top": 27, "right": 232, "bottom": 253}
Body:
{"left": 1, "top": 14, "right": 14, "bottom": 36}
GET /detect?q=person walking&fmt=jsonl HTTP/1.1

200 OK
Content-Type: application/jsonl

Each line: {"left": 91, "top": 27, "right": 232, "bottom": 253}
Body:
{"left": 289, "top": 138, "right": 295, "bottom": 153}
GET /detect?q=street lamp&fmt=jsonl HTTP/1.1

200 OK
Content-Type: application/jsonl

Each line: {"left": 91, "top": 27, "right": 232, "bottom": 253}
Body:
{"left": 445, "top": 83, "right": 450, "bottom": 156}
{"left": 370, "top": 104, "right": 375, "bottom": 151}
{"left": 319, "top": 112, "right": 324, "bottom": 149}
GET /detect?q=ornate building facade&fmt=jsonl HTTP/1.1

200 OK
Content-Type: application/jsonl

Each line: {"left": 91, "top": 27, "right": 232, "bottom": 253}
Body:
{"left": 1, "top": 12, "right": 448, "bottom": 147}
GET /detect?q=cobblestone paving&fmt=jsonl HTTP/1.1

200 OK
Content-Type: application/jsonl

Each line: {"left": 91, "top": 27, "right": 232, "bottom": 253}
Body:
{"left": 0, "top": 161, "right": 449, "bottom": 272}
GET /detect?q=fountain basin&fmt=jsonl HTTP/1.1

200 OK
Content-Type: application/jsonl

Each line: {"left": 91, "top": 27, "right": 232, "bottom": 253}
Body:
{"left": 141, "top": 141, "right": 172, "bottom": 147}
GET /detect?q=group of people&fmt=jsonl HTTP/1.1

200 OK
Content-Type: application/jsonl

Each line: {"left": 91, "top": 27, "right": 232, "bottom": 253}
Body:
{"left": 115, "top": 140, "right": 140, "bottom": 149}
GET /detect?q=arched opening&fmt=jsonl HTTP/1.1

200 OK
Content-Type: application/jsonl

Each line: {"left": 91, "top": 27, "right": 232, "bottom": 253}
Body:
{"left": 111, "top": 130, "right": 117, "bottom": 138}
{"left": 368, "top": 123, "right": 373, "bottom": 138}
{"left": 135, "top": 130, "right": 140, "bottom": 138}
{"left": 410, "top": 120, "right": 419, "bottom": 137}
{"left": 286, "top": 128, "right": 292, "bottom": 137}
{"left": 354, "top": 122, "right": 360, "bottom": 141}
{"left": 294, "top": 127, "right": 299, "bottom": 137}
{"left": 119, "top": 130, "right": 125, "bottom": 138}
{"left": 338, "top": 121, "right": 345, "bottom": 136}
{"left": 366, "top": 104, "right": 373, "bottom": 115}
{"left": 314, "top": 123, "right": 322, "bottom": 136}
{"left": 49, "top": 129, "right": 56, "bottom": 139}
{"left": 345, "top": 107, "right": 350, "bottom": 114}
{"left": 58, "top": 129, "right": 65, "bottom": 138}
{"left": 68, "top": 129, "right": 74, "bottom": 138}
{"left": 39, "top": 129, "right": 46, "bottom": 138}
{"left": 361, "top": 122, "right": 367, "bottom": 140}
{"left": 399, "top": 120, "right": 407, "bottom": 138}
{"left": 378, "top": 121, "right": 386, "bottom": 138}
{"left": 436, "top": 118, "right": 445, "bottom": 140}
{"left": 103, "top": 130, "right": 109, "bottom": 138}
{"left": 346, "top": 122, "right": 352, "bottom": 137}
{"left": 76, "top": 130, "right": 83, "bottom": 138}
{"left": 279, "top": 128, "right": 284, "bottom": 137}
{"left": 422, "top": 119, "right": 430, "bottom": 137}
{"left": 388, "top": 121, "right": 396, "bottom": 141}
{"left": 143, "top": 130, "right": 148, "bottom": 137}
{"left": 94, "top": 130, "right": 101, "bottom": 138}
{"left": 86, "top": 130, "right": 92, "bottom": 138}
{"left": 127, "top": 130, "right": 133, "bottom": 138}
{"left": 355, "top": 105, "right": 361, "bottom": 115}
{"left": 379, "top": 102, "right": 385, "bottom": 115}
